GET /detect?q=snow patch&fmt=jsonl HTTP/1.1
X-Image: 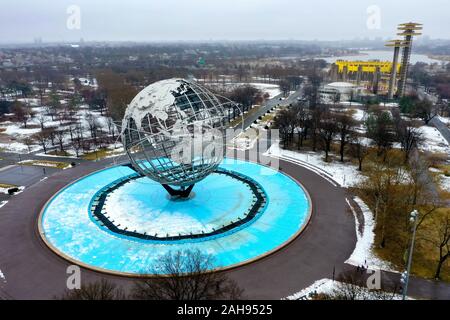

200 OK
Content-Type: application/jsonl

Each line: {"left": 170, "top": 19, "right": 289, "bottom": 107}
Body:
{"left": 437, "top": 116, "right": 450, "bottom": 125}
{"left": 439, "top": 175, "right": 450, "bottom": 192}
{"left": 346, "top": 197, "right": 397, "bottom": 272}
{"left": 0, "top": 268, "right": 5, "bottom": 283}
{"left": 285, "top": 279, "right": 335, "bottom": 300}
{"left": 419, "top": 125, "right": 450, "bottom": 154}
{"left": 285, "top": 278, "right": 405, "bottom": 300}
{"left": 264, "top": 142, "right": 363, "bottom": 187}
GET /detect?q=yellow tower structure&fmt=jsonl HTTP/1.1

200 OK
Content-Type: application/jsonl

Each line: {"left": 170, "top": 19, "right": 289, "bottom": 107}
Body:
{"left": 396, "top": 22, "right": 423, "bottom": 97}
{"left": 385, "top": 39, "right": 409, "bottom": 99}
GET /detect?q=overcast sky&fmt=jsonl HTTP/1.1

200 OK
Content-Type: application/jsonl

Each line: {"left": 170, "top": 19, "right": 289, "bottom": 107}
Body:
{"left": 0, "top": 0, "right": 448, "bottom": 43}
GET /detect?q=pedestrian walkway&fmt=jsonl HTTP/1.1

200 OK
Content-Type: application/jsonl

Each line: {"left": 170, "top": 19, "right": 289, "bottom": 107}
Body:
{"left": 430, "top": 117, "right": 450, "bottom": 145}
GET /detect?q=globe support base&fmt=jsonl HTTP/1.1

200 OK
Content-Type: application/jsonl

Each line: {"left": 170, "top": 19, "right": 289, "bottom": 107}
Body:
{"left": 162, "top": 184, "right": 195, "bottom": 198}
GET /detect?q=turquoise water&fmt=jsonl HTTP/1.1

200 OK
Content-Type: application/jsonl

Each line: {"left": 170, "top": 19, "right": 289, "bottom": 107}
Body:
{"left": 41, "top": 159, "right": 310, "bottom": 275}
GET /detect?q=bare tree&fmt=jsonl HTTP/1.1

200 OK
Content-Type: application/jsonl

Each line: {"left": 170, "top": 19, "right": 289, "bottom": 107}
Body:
{"left": 58, "top": 279, "right": 126, "bottom": 300}
{"left": 72, "top": 137, "right": 82, "bottom": 157}
{"left": 335, "top": 111, "right": 356, "bottom": 162}
{"left": 279, "top": 79, "right": 291, "bottom": 97}
{"left": 392, "top": 110, "right": 423, "bottom": 163}
{"left": 310, "top": 105, "right": 325, "bottom": 152}
{"left": 365, "top": 110, "right": 395, "bottom": 157}
{"left": 304, "top": 69, "right": 323, "bottom": 108}
{"left": 273, "top": 108, "right": 297, "bottom": 148}
{"left": 106, "top": 114, "right": 117, "bottom": 140}
{"left": 48, "top": 91, "right": 61, "bottom": 122}
{"left": 406, "top": 151, "right": 438, "bottom": 210}
{"left": 11, "top": 101, "right": 30, "bottom": 128}
{"left": 32, "top": 130, "right": 51, "bottom": 154}
{"left": 46, "top": 126, "right": 57, "bottom": 147}
{"left": 294, "top": 105, "right": 310, "bottom": 149}
{"left": 36, "top": 112, "right": 47, "bottom": 130}
{"left": 318, "top": 110, "right": 337, "bottom": 162}
{"left": 430, "top": 214, "right": 450, "bottom": 279}
{"left": 131, "top": 250, "right": 243, "bottom": 300}
{"left": 414, "top": 99, "right": 437, "bottom": 125}
{"left": 22, "top": 137, "right": 34, "bottom": 153}
{"left": 349, "top": 134, "right": 369, "bottom": 171}
{"left": 86, "top": 112, "right": 99, "bottom": 141}
{"left": 362, "top": 152, "right": 407, "bottom": 247}
{"left": 55, "top": 129, "right": 67, "bottom": 152}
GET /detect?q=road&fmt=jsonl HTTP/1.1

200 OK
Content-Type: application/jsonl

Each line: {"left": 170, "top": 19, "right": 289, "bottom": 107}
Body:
{"left": 415, "top": 86, "right": 450, "bottom": 144}
{"left": 233, "top": 87, "right": 304, "bottom": 131}
{"left": 430, "top": 117, "right": 450, "bottom": 145}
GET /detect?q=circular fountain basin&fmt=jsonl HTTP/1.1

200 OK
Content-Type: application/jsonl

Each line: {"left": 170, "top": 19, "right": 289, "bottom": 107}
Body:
{"left": 39, "top": 158, "right": 311, "bottom": 276}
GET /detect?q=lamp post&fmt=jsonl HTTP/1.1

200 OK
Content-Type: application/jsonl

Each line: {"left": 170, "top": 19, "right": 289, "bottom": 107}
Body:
{"left": 400, "top": 209, "right": 419, "bottom": 300}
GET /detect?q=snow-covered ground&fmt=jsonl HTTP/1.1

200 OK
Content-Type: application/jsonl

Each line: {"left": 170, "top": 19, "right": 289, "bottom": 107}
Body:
{"left": 353, "top": 109, "right": 366, "bottom": 122}
{"left": 381, "top": 102, "right": 399, "bottom": 108}
{"left": 2, "top": 123, "right": 41, "bottom": 136}
{"left": 330, "top": 106, "right": 365, "bottom": 122}
{"left": 439, "top": 174, "right": 450, "bottom": 192}
{"left": 0, "top": 187, "right": 12, "bottom": 194}
{"left": 285, "top": 279, "right": 335, "bottom": 300}
{"left": 16, "top": 98, "right": 40, "bottom": 106}
{"left": 349, "top": 108, "right": 366, "bottom": 122}
{"left": 202, "top": 82, "right": 281, "bottom": 99}
{"left": 34, "top": 151, "right": 79, "bottom": 159}
{"left": 0, "top": 267, "right": 6, "bottom": 284}
{"left": 340, "top": 102, "right": 364, "bottom": 107}
{"left": 346, "top": 197, "right": 397, "bottom": 272}
{"left": 285, "top": 278, "right": 405, "bottom": 300}
{"left": 0, "top": 142, "right": 40, "bottom": 153}
{"left": 0, "top": 186, "right": 24, "bottom": 195}
{"left": 437, "top": 116, "right": 450, "bottom": 126}
{"left": 264, "top": 142, "right": 364, "bottom": 187}
{"left": 419, "top": 125, "right": 450, "bottom": 154}
{"left": 0, "top": 104, "right": 119, "bottom": 154}
{"left": 248, "top": 82, "right": 281, "bottom": 98}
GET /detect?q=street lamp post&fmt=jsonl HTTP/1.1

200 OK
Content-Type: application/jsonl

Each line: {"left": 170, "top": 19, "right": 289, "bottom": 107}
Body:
{"left": 401, "top": 209, "right": 419, "bottom": 300}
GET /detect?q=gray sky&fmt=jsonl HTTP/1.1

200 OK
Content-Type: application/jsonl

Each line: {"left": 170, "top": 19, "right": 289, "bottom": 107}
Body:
{"left": 0, "top": 0, "right": 448, "bottom": 43}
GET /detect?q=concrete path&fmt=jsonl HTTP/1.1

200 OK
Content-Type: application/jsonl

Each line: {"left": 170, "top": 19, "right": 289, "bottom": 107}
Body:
{"left": 430, "top": 117, "right": 450, "bottom": 145}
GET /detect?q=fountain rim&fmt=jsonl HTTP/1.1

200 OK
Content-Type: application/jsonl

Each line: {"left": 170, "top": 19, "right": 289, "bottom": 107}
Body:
{"left": 37, "top": 158, "right": 313, "bottom": 278}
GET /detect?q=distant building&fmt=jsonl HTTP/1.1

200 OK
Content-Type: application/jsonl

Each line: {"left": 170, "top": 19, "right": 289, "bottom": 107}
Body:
{"left": 319, "top": 82, "right": 361, "bottom": 104}
{"left": 329, "top": 60, "right": 398, "bottom": 95}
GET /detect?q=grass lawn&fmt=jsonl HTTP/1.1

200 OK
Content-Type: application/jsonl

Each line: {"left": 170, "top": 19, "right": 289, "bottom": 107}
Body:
{"left": 0, "top": 183, "right": 18, "bottom": 189}
{"left": 82, "top": 148, "right": 124, "bottom": 161}
{"left": 47, "top": 150, "right": 73, "bottom": 157}
{"left": 356, "top": 150, "right": 450, "bottom": 282}
{"left": 20, "top": 160, "right": 71, "bottom": 169}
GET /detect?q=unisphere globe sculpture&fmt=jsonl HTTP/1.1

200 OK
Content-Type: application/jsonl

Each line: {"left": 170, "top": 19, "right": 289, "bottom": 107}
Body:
{"left": 121, "top": 78, "right": 230, "bottom": 197}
